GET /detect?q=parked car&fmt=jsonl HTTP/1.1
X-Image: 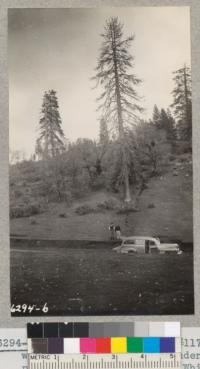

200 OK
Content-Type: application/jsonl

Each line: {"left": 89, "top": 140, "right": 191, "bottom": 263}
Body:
{"left": 112, "top": 236, "right": 182, "bottom": 255}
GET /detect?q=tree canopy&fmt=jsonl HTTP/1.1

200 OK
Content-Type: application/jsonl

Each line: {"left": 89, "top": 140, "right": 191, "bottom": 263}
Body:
{"left": 93, "top": 17, "right": 143, "bottom": 202}
{"left": 171, "top": 65, "right": 192, "bottom": 142}
{"left": 35, "top": 90, "right": 65, "bottom": 159}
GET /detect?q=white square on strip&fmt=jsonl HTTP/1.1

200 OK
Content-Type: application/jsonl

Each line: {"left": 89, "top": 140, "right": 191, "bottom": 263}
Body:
{"left": 164, "top": 322, "right": 180, "bottom": 337}
{"left": 149, "top": 322, "right": 165, "bottom": 337}
{"left": 64, "top": 338, "right": 80, "bottom": 353}
{"left": 27, "top": 339, "right": 33, "bottom": 354}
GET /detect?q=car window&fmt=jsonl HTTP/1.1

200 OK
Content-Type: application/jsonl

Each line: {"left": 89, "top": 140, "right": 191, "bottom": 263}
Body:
{"left": 135, "top": 239, "right": 145, "bottom": 246}
{"left": 124, "top": 240, "right": 135, "bottom": 245}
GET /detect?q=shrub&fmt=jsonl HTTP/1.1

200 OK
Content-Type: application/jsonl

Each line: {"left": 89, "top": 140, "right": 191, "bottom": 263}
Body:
{"left": 91, "top": 176, "right": 105, "bottom": 190}
{"left": 169, "top": 154, "right": 176, "bottom": 162}
{"left": 96, "top": 199, "right": 116, "bottom": 210}
{"left": 175, "top": 141, "right": 192, "bottom": 155}
{"left": 13, "top": 188, "right": 24, "bottom": 198}
{"left": 29, "top": 203, "right": 41, "bottom": 215}
{"left": 10, "top": 202, "right": 43, "bottom": 219}
{"left": 148, "top": 203, "right": 155, "bottom": 209}
{"left": 179, "top": 155, "right": 189, "bottom": 163}
{"left": 75, "top": 204, "right": 96, "bottom": 215}
{"left": 30, "top": 219, "right": 37, "bottom": 225}
{"left": 59, "top": 213, "right": 67, "bottom": 218}
{"left": 116, "top": 205, "right": 138, "bottom": 214}
{"left": 10, "top": 206, "right": 25, "bottom": 219}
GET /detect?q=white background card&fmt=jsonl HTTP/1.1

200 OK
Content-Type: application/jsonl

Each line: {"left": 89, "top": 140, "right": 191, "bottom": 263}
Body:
{"left": 0, "top": 329, "right": 27, "bottom": 369}
{"left": 182, "top": 328, "right": 200, "bottom": 369}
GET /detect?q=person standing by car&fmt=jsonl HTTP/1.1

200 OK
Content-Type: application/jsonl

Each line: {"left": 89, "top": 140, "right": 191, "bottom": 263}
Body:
{"left": 109, "top": 223, "right": 115, "bottom": 240}
{"left": 115, "top": 225, "right": 121, "bottom": 239}
{"left": 145, "top": 240, "right": 150, "bottom": 254}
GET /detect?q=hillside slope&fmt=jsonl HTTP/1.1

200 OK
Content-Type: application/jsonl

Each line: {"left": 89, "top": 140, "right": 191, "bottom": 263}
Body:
{"left": 10, "top": 155, "right": 193, "bottom": 242}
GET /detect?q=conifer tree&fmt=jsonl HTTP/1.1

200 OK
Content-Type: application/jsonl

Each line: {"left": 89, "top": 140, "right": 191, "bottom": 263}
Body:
{"left": 93, "top": 17, "right": 143, "bottom": 202}
{"left": 160, "top": 109, "right": 176, "bottom": 140}
{"left": 166, "top": 108, "right": 177, "bottom": 141}
{"left": 152, "top": 106, "right": 176, "bottom": 142}
{"left": 171, "top": 65, "right": 192, "bottom": 141}
{"left": 152, "top": 105, "right": 161, "bottom": 128}
{"left": 35, "top": 90, "right": 65, "bottom": 159}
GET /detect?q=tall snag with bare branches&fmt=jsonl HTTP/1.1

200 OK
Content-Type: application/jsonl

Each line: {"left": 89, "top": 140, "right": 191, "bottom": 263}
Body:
{"left": 93, "top": 17, "right": 143, "bottom": 202}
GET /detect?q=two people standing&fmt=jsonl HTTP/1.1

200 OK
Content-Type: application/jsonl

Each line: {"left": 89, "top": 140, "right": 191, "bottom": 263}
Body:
{"left": 109, "top": 223, "right": 121, "bottom": 240}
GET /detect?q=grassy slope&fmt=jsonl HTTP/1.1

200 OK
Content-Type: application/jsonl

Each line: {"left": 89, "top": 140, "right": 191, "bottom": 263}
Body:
{"left": 10, "top": 156, "right": 193, "bottom": 242}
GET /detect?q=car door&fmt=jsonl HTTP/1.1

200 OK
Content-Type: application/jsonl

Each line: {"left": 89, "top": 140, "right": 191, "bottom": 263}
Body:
{"left": 123, "top": 240, "right": 137, "bottom": 253}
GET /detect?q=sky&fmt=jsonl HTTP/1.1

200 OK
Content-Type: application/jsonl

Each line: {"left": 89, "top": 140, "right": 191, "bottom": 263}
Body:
{"left": 9, "top": 7, "right": 191, "bottom": 157}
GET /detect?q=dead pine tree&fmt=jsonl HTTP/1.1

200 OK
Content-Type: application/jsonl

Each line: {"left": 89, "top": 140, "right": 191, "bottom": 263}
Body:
{"left": 93, "top": 17, "right": 143, "bottom": 203}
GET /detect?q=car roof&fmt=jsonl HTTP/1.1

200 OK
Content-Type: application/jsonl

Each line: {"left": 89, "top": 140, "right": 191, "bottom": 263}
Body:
{"left": 121, "top": 236, "right": 159, "bottom": 242}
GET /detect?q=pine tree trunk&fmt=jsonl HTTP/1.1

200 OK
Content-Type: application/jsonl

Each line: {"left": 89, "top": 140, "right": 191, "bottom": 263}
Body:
{"left": 111, "top": 28, "right": 131, "bottom": 203}
{"left": 124, "top": 165, "right": 131, "bottom": 202}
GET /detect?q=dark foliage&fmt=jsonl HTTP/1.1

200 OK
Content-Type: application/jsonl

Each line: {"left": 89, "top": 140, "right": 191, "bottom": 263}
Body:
{"left": 171, "top": 65, "right": 192, "bottom": 142}
{"left": 36, "top": 90, "right": 65, "bottom": 159}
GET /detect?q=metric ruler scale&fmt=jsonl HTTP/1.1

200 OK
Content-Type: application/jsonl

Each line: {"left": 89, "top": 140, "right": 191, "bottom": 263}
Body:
{"left": 28, "top": 353, "right": 181, "bottom": 369}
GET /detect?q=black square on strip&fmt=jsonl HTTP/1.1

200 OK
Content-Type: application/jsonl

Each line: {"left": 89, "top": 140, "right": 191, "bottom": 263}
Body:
{"left": 27, "top": 323, "right": 43, "bottom": 338}
{"left": 31, "top": 338, "right": 48, "bottom": 354}
{"left": 59, "top": 323, "right": 73, "bottom": 337}
{"left": 44, "top": 323, "right": 59, "bottom": 338}
{"left": 74, "top": 323, "right": 89, "bottom": 337}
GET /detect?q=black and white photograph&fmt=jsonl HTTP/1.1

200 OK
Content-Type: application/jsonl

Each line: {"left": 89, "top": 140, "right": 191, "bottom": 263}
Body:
{"left": 9, "top": 7, "right": 194, "bottom": 316}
